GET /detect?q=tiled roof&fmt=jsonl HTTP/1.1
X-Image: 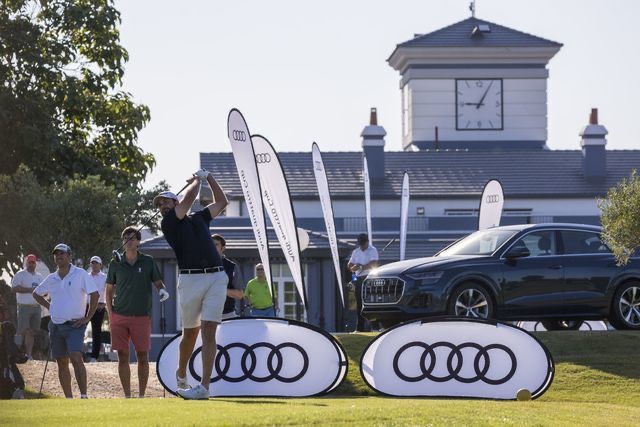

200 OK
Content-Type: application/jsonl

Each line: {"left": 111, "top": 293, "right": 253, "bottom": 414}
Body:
{"left": 396, "top": 17, "right": 562, "bottom": 49}
{"left": 201, "top": 150, "right": 640, "bottom": 200}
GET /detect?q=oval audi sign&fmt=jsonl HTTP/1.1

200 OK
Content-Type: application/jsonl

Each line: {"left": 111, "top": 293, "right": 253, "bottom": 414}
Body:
{"left": 360, "top": 318, "right": 554, "bottom": 399}
{"left": 157, "top": 317, "right": 347, "bottom": 397}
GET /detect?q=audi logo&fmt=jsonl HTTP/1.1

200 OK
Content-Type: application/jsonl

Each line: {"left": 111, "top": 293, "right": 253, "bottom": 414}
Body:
{"left": 188, "top": 342, "right": 309, "bottom": 383}
{"left": 392, "top": 341, "right": 517, "bottom": 385}
{"left": 232, "top": 130, "right": 246, "bottom": 141}
{"left": 485, "top": 194, "right": 500, "bottom": 204}
{"left": 255, "top": 153, "right": 272, "bottom": 164}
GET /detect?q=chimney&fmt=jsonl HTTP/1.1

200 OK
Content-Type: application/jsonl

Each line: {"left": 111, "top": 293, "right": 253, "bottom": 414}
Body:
{"left": 361, "top": 108, "right": 386, "bottom": 183}
{"left": 579, "top": 108, "right": 608, "bottom": 182}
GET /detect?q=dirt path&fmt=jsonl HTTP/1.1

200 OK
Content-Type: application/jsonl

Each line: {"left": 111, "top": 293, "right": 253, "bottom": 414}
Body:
{"left": 19, "top": 360, "right": 173, "bottom": 399}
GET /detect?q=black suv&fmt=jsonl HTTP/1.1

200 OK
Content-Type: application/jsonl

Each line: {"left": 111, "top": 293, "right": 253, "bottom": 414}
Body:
{"left": 362, "top": 223, "right": 640, "bottom": 330}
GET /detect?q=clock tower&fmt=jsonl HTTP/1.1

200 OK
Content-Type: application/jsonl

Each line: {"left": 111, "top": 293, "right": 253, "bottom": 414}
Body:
{"left": 388, "top": 17, "right": 562, "bottom": 150}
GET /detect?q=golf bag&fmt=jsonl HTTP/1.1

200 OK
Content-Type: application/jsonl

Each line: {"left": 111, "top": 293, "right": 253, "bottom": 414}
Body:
{"left": 0, "top": 321, "right": 27, "bottom": 399}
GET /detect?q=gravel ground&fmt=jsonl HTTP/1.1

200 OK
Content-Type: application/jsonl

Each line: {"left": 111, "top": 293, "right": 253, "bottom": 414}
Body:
{"left": 19, "top": 360, "right": 173, "bottom": 399}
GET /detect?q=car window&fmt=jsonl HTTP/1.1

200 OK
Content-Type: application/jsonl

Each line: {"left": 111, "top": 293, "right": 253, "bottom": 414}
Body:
{"left": 509, "top": 231, "right": 557, "bottom": 257}
{"left": 560, "top": 231, "right": 611, "bottom": 255}
{"left": 438, "top": 229, "right": 519, "bottom": 256}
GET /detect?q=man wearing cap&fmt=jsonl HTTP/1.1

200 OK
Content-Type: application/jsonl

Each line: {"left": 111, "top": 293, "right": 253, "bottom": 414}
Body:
{"left": 32, "top": 243, "right": 99, "bottom": 399}
{"left": 347, "top": 233, "right": 379, "bottom": 332}
{"left": 87, "top": 256, "right": 107, "bottom": 362}
{"left": 105, "top": 226, "right": 168, "bottom": 398}
{"left": 212, "top": 234, "right": 244, "bottom": 319}
{"left": 11, "top": 254, "right": 43, "bottom": 360}
{"left": 154, "top": 169, "right": 228, "bottom": 400}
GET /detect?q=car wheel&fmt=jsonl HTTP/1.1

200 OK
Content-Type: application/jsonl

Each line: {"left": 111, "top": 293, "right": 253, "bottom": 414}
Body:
{"left": 540, "top": 320, "right": 584, "bottom": 331}
{"left": 609, "top": 281, "right": 640, "bottom": 330}
{"left": 448, "top": 283, "right": 494, "bottom": 319}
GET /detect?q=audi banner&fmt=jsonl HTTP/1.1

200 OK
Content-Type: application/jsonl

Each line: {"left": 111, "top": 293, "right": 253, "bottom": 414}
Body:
{"left": 227, "top": 109, "right": 273, "bottom": 293}
{"left": 252, "top": 135, "right": 306, "bottom": 307}
{"left": 156, "top": 318, "right": 348, "bottom": 397}
{"left": 363, "top": 156, "right": 372, "bottom": 244}
{"left": 360, "top": 318, "right": 554, "bottom": 399}
{"left": 478, "top": 179, "right": 504, "bottom": 231}
{"left": 399, "top": 172, "right": 410, "bottom": 261}
{"left": 517, "top": 321, "right": 608, "bottom": 332}
{"left": 312, "top": 143, "right": 344, "bottom": 307}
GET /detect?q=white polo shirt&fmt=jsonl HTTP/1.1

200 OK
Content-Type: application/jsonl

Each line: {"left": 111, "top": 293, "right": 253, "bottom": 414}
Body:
{"left": 34, "top": 265, "right": 98, "bottom": 324}
{"left": 88, "top": 271, "right": 107, "bottom": 304}
{"left": 349, "top": 245, "right": 379, "bottom": 277}
{"left": 11, "top": 269, "right": 43, "bottom": 306}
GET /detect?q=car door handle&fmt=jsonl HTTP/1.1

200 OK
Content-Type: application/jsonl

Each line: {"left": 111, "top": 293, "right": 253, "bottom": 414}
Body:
{"left": 548, "top": 265, "right": 563, "bottom": 270}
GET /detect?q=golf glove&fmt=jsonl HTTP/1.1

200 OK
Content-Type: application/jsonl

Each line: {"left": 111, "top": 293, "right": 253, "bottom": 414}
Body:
{"left": 194, "top": 168, "right": 210, "bottom": 180}
{"left": 159, "top": 288, "right": 170, "bottom": 302}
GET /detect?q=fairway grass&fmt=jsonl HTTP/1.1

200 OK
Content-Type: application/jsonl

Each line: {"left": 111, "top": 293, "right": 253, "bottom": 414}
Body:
{"left": 1, "top": 331, "right": 638, "bottom": 426}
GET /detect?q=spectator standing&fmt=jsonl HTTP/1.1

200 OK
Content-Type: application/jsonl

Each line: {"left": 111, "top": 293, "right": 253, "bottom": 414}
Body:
{"left": 11, "top": 254, "right": 43, "bottom": 360}
{"left": 155, "top": 169, "right": 228, "bottom": 400}
{"left": 212, "top": 234, "right": 244, "bottom": 319}
{"left": 245, "top": 264, "right": 275, "bottom": 317}
{"left": 87, "top": 256, "right": 107, "bottom": 362}
{"left": 105, "top": 227, "right": 168, "bottom": 398}
{"left": 347, "top": 233, "right": 379, "bottom": 332}
{"left": 32, "top": 243, "right": 98, "bottom": 399}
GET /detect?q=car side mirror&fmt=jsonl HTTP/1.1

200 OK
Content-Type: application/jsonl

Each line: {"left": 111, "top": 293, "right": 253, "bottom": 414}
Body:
{"left": 506, "top": 247, "right": 530, "bottom": 259}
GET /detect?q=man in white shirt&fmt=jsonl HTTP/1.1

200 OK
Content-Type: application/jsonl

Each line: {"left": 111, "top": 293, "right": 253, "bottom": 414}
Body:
{"left": 32, "top": 243, "right": 99, "bottom": 399}
{"left": 347, "top": 233, "right": 379, "bottom": 332}
{"left": 87, "top": 256, "right": 107, "bottom": 362}
{"left": 11, "top": 254, "right": 43, "bottom": 360}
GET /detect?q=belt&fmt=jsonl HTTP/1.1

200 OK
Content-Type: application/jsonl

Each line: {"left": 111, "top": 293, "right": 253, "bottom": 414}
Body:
{"left": 179, "top": 266, "right": 224, "bottom": 274}
{"left": 61, "top": 320, "right": 76, "bottom": 325}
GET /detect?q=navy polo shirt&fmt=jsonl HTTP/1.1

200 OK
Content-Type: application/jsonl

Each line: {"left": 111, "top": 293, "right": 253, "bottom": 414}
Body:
{"left": 161, "top": 208, "right": 223, "bottom": 269}
{"left": 222, "top": 256, "right": 237, "bottom": 314}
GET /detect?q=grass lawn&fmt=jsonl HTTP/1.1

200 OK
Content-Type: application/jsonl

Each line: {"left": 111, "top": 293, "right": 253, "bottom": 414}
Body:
{"left": 1, "top": 331, "right": 638, "bottom": 426}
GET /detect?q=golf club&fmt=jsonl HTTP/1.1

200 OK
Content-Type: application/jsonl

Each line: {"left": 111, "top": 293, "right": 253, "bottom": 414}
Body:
{"left": 38, "top": 347, "right": 51, "bottom": 397}
{"left": 381, "top": 236, "right": 397, "bottom": 252}
{"left": 112, "top": 181, "right": 191, "bottom": 262}
{"left": 160, "top": 300, "right": 166, "bottom": 398}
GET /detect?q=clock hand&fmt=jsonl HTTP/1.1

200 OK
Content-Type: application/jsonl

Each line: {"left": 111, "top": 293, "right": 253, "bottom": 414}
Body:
{"left": 476, "top": 81, "right": 494, "bottom": 109}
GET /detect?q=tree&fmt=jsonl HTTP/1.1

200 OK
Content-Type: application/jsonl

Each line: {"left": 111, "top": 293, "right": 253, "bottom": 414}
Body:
{"left": 0, "top": 166, "right": 168, "bottom": 273}
{"left": 0, "top": 0, "right": 153, "bottom": 192}
{"left": 598, "top": 170, "right": 640, "bottom": 265}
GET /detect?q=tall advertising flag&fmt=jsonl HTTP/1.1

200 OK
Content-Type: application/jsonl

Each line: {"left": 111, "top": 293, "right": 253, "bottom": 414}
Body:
{"left": 363, "top": 156, "right": 372, "bottom": 243}
{"left": 227, "top": 109, "right": 272, "bottom": 295}
{"left": 399, "top": 172, "right": 410, "bottom": 261}
{"left": 252, "top": 135, "right": 307, "bottom": 308}
{"left": 478, "top": 179, "right": 504, "bottom": 231}
{"left": 311, "top": 143, "right": 345, "bottom": 307}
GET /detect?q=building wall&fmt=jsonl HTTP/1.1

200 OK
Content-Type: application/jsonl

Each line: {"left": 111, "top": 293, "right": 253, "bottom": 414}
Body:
{"left": 404, "top": 77, "right": 547, "bottom": 146}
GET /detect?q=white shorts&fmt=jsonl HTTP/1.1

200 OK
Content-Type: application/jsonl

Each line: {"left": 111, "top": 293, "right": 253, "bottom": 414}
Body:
{"left": 178, "top": 270, "right": 228, "bottom": 328}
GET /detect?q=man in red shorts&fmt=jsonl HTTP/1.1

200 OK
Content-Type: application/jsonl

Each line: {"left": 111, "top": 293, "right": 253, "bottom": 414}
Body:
{"left": 105, "top": 226, "right": 169, "bottom": 398}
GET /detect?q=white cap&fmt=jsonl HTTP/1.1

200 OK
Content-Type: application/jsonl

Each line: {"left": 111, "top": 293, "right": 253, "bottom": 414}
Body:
{"left": 51, "top": 243, "right": 71, "bottom": 254}
{"left": 90, "top": 256, "right": 102, "bottom": 264}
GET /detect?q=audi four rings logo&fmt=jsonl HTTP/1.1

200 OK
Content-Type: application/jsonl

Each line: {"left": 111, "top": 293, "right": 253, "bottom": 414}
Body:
{"left": 255, "top": 153, "right": 272, "bottom": 164}
{"left": 188, "top": 342, "right": 309, "bottom": 383}
{"left": 485, "top": 194, "right": 500, "bottom": 203}
{"left": 232, "top": 130, "right": 246, "bottom": 141}
{"left": 392, "top": 341, "right": 517, "bottom": 385}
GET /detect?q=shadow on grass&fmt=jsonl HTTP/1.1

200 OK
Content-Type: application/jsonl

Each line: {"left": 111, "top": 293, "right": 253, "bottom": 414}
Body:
{"left": 214, "top": 399, "right": 327, "bottom": 406}
{"left": 535, "top": 331, "right": 640, "bottom": 379}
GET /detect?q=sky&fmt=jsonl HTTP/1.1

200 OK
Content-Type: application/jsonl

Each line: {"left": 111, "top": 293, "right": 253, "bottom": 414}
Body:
{"left": 114, "top": 0, "right": 640, "bottom": 191}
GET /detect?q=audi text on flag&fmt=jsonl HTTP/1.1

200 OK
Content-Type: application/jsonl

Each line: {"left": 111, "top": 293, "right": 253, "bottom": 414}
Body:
{"left": 399, "top": 172, "right": 410, "bottom": 261}
{"left": 364, "top": 156, "right": 372, "bottom": 243}
{"left": 311, "top": 143, "right": 344, "bottom": 307}
{"left": 478, "top": 179, "right": 504, "bottom": 231}
{"left": 227, "top": 109, "right": 273, "bottom": 294}
{"left": 252, "top": 135, "right": 307, "bottom": 308}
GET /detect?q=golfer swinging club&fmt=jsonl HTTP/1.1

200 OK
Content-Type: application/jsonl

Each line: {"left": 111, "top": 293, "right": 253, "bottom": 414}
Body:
{"left": 154, "top": 169, "right": 228, "bottom": 400}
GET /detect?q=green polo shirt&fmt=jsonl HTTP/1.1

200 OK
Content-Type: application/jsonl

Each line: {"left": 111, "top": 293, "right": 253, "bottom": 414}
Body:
{"left": 106, "top": 251, "right": 162, "bottom": 316}
{"left": 245, "top": 278, "right": 273, "bottom": 309}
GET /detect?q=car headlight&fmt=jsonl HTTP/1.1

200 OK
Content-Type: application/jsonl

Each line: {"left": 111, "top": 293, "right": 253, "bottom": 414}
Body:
{"left": 406, "top": 271, "right": 444, "bottom": 284}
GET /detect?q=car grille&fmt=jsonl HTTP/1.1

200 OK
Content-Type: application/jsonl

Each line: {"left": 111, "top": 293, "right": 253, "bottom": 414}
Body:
{"left": 363, "top": 277, "right": 405, "bottom": 304}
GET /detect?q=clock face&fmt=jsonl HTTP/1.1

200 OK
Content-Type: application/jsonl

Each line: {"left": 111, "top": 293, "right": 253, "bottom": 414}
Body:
{"left": 456, "top": 79, "right": 503, "bottom": 130}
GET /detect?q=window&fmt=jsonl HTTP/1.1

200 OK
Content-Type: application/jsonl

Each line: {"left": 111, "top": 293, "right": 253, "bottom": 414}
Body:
{"left": 560, "top": 231, "right": 611, "bottom": 255}
{"left": 513, "top": 231, "right": 557, "bottom": 257}
{"left": 438, "top": 228, "right": 518, "bottom": 256}
{"left": 272, "top": 263, "right": 306, "bottom": 322}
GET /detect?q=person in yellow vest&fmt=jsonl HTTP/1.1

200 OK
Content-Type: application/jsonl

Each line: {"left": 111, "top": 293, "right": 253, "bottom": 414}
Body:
{"left": 244, "top": 263, "right": 275, "bottom": 317}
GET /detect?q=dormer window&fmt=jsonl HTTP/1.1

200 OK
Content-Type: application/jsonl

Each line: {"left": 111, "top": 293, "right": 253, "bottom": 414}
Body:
{"left": 471, "top": 24, "right": 491, "bottom": 37}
